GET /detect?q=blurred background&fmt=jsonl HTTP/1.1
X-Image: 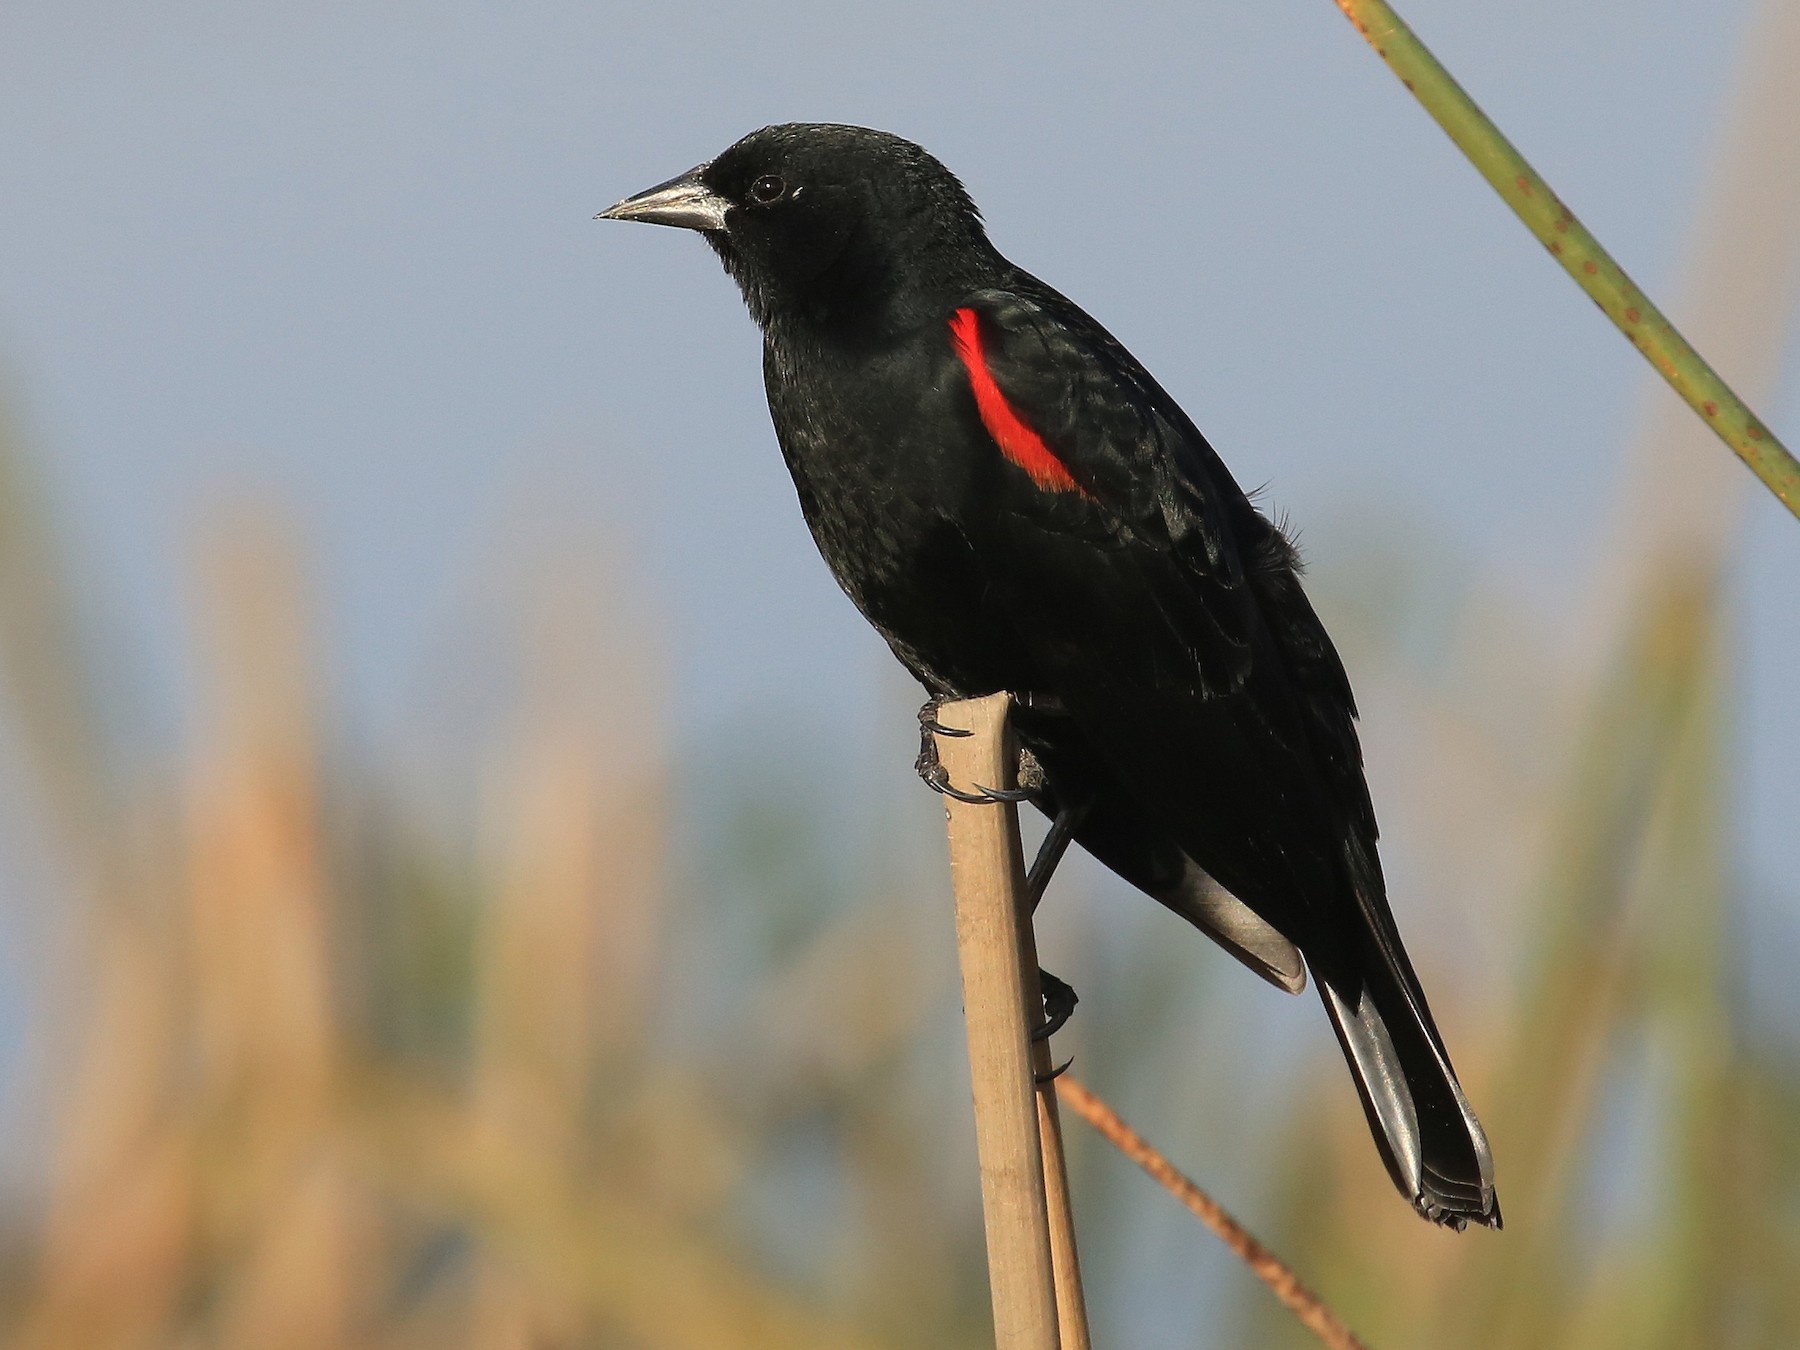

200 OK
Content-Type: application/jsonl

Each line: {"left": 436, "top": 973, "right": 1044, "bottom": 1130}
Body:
{"left": 2, "top": 0, "right": 1798, "bottom": 1345}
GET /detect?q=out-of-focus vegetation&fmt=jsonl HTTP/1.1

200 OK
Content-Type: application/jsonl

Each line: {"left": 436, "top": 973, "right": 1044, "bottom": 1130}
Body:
{"left": 0, "top": 417, "right": 1793, "bottom": 1349}
{"left": 1, "top": 7, "right": 1797, "bottom": 1342}
{"left": 0, "top": 402, "right": 1794, "bottom": 1350}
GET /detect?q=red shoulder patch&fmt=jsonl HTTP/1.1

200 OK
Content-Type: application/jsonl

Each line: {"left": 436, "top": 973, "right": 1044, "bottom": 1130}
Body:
{"left": 948, "top": 308, "right": 1085, "bottom": 494}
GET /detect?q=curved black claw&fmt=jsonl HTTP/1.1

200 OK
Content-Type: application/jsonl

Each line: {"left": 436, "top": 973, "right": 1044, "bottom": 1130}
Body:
{"left": 1035, "top": 1055, "right": 1074, "bottom": 1085}
{"left": 917, "top": 696, "right": 973, "bottom": 739}
{"left": 973, "top": 783, "right": 1035, "bottom": 804}
{"left": 916, "top": 699, "right": 1036, "bottom": 804}
{"left": 914, "top": 751, "right": 997, "bottom": 804}
{"left": 1032, "top": 969, "right": 1079, "bottom": 1041}
{"left": 928, "top": 773, "right": 1034, "bottom": 806}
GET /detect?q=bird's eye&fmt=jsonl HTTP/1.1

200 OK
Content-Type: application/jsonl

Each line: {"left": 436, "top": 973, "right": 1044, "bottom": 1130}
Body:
{"left": 748, "top": 173, "right": 788, "bottom": 204}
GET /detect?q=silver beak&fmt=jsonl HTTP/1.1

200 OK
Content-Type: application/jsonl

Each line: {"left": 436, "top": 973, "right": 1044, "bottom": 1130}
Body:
{"left": 596, "top": 163, "right": 730, "bottom": 231}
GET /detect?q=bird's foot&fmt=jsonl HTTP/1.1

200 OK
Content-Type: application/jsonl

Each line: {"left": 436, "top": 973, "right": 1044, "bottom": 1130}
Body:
{"left": 915, "top": 697, "right": 1034, "bottom": 804}
{"left": 1032, "top": 968, "right": 1078, "bottom": 1083}
{"left": 1033, "top": 968, "right": 1078, "bottom": 1040}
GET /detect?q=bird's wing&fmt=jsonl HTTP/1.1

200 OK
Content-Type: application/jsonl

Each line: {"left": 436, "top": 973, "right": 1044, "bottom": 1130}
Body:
{"left": 947, "top": 286, "right": 1270, "bottom": 698}
{"left": 951, "top": 291, "right": 1497, "bottom": 1224}
{"left": 947, "top": 285, "right": 1360, "bottom": 913}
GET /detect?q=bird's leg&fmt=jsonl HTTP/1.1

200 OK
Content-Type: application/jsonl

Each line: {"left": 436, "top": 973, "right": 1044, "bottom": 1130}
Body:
{"left": 1008, "top": 694, "right": 1080, "bottom": 909}
{"left": 914, "top": 697, "right": 1034, "bottom": 804}
{"left": 1025, "top": 808, "right": 1085, "bottom": 1072}
{"left": 1024, "top": 797, "right": 1088, "bottom": 913}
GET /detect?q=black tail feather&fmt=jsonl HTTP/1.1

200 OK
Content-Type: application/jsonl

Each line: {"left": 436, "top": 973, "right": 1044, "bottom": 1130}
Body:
{"left": 1315, "top": 946, "right": 1500, "bottom": 1229}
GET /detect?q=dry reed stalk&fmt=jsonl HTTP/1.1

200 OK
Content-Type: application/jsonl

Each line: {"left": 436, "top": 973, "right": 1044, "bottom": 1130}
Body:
{"left": 1055, "top": 1076, "right": 1369, "bottom": 1350}
{"left": 471, "top": 572, "right": 622, "bottom": 1346}
{"left": 1034, "top": 1080, "right": 1089, "bottom": 1350}
{"left": 185, "top": 516, "right": 369, "bottom": 1346}
{"left": 1581, "top": 0, "right": 1800, "bottom": 649}
{"left": 1441, "top": 572, "right": 1715, "bottom": 1350}
{"left": 349, "top": 1081, "right": 898, "bottom": 1350}
{"left": 14, "top": 1118, "right": 200, "bottom": 1350}
{"left": 187, "top": 515, "right": 335, "bottom": 1112}
{"left": 1013, "top": 885, "right": 1091, "bottom": 1350}
{"left": 933, "top": 692, "right": 1061, "bottom": 1350}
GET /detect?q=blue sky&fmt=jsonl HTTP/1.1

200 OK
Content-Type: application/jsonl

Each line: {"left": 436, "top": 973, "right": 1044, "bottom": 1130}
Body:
{"left": 1, "top": 0, "right": 1794, "bottom": 886}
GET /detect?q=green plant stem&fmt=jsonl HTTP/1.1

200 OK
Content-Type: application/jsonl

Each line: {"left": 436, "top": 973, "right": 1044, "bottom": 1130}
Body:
{"left": 1332, "top": 0, "right": 1800, "bottom": 521}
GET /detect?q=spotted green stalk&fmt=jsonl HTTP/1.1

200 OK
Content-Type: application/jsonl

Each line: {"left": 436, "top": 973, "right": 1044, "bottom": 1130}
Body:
{"left": 1332, "top": 0, "right": 1800, "bottom": 521}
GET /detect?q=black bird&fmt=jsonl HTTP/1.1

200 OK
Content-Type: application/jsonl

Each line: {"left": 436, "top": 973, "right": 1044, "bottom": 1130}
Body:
{"left": 599, "top": 123, "right": 1499, "bottom": 1230}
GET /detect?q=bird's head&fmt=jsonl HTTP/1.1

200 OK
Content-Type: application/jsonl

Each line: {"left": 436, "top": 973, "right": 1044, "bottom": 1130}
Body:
{"left": 599, "top": 123, "right": 996, "bottom": 336}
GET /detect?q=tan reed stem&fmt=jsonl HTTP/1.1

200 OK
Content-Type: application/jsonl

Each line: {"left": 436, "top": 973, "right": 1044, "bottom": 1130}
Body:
{"left": 934, "top": 693, "right": 1061, "bottom": 1350}
{"left": 1016, "top": 910, "right": 1091, "bottom": 1348}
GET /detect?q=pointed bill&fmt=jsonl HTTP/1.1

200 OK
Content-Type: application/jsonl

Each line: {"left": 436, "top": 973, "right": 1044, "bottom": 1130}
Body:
{"left": 595, "top": 164, "right": 729, "bottom": 231}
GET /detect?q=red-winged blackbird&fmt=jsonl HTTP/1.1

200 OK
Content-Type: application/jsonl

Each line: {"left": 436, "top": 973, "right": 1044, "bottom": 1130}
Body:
{"left": 600, "top": 123, "right": 1499, "bottom": 1230}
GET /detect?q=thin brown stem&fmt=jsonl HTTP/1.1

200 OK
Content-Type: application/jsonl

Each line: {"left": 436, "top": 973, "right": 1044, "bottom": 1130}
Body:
{"left": 1055, "top": 1076, "right": 1369, "bottom": 1350}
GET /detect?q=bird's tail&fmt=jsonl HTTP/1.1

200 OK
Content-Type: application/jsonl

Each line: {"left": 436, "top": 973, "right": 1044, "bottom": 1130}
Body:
{"left": 1314, "top": 900, "right": 1501, "bottom": 1230}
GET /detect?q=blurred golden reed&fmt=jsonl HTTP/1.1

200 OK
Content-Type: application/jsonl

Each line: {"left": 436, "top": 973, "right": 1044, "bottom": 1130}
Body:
{"left": 1, "top": 5, "right": 1799, "bottom": 1342}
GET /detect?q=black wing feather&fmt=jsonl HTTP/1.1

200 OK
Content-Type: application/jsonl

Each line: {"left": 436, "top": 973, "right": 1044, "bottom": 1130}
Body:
{"left": 962, "top": 288, "right": 1259, "bottom": 700}
{"left": 952, "top": 284, "right": 1497, "bottom": 1227}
